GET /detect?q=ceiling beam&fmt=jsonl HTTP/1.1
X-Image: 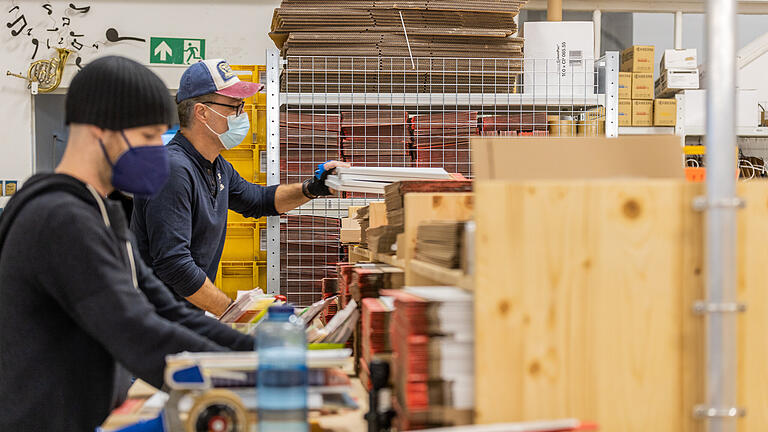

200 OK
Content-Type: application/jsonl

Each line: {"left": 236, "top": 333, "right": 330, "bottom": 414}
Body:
{"left": 524, "top": 0, "right": 768, "bottom": 14}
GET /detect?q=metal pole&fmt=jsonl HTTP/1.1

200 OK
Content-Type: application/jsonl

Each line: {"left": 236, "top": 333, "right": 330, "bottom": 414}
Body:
{"left": 265, "top": 48, "right": 281, "bottom": 296}
{"left": 675, "top": 11, "right": 684, "bottom": 49}
{"left": 547, "top": 0, "right": 562, "bottom": 21}
{"left": 593, "top": 10, "right": 602, "bottom": 58}
{"left": 700, "top": 0, "right": 740, "bottom": 430}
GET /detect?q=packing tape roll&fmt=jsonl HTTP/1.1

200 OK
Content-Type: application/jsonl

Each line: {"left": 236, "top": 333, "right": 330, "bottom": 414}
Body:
{"left": 185, "top": 389, "right": 249, "bottom": 432}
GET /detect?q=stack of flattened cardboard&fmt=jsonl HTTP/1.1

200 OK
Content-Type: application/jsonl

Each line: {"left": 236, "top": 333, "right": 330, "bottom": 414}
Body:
{"left": 349, "top": 264, "right": 405, "bottom": 303}
{"left": 480, "top": 112, "right": 549, "bottom": 135}
{"left": 340, "top": 111, "right": 413, "bottom": 168}
{"left": 385, "top": 286, "right": 474, "bottom": 429}
{"left": 280, "top": 112, "right": 341, "bottom": 185}
{"left": 360, "top": 296, "right": 395, "bottom": 390}
{"left": 411, "top": 112, "right": 477, "bottom": 178}
{"left": 384, "top": 179, "right": 474, "bottom": 234}
{"left": 281, "top": 215, "right": 344, "bottom": 306}
{"left": 414, "top": 221, "right": 466, "bottom": 269}
{"left": 273, "top": 0, "right": 527, "bottom": 93}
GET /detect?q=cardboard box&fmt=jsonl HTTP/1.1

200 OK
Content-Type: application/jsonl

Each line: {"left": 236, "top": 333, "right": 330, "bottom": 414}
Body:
{"left": 619, "top": 72, "right": 632, "bottom": 99}
{"left": 619, "top": 99, "right": 632, "bottom": 126}
{"left": 621, "top": 45, "right": 655, "bottom": 73}
{"left": 632, "top": 100, "right": 654, "bottom": 126}
{"left": 523, "top": 21, "right": 595, "bottom": 97}
{"left": 655, "top": 69, "right": 699, "bottom": 98}
{"left": 654, "top": 99, "right": 677, "bottom": 126}
{"left": 632, "top": 73, "right": 654, "bottom": 100}
{"left": 340, "top": 228, "right": 361, "bottom": 244}
{"left": 660, "top": 49, "right": 697, "bottom": 71}
{"left": 471, "top": 135, "right": 684, "bottom": 181}
{"left": 682, "top": 89, "right": 759, "bottom": 130}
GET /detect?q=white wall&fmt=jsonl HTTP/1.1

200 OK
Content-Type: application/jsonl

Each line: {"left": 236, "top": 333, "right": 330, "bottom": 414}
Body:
{"left": 633, "top": 13, "right": 768, "bottom": 79}
{"left": 0, "top": 0, "right": 281, "bottom": 207}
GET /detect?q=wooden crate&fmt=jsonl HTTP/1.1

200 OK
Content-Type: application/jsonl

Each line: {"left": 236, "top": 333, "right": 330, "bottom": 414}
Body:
{"left": 474, "top": 180, "right": 768, "bottom": 432}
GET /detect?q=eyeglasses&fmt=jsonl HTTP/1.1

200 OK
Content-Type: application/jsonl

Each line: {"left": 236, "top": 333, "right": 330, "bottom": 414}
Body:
{"left": 203, "top": 101, "right": 245, "bottom": 116}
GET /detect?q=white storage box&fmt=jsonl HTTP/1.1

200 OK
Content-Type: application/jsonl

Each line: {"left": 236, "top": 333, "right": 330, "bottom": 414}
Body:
{"left": 523, "top": 21, "right": 595, "bottom": 97}
{"left": 655, "top": 69, "right": 700, "bottom": 97}
{"left": 660, "top": 49, "right": 698, "bottom": 71}
{"left": 682, "top": 89, "right": 760, "bottom": 132}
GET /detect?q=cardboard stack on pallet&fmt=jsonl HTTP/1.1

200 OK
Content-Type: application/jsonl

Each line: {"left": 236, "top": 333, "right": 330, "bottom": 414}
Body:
{"left": 619, "top": 46, "right": 679, "bottom": 127}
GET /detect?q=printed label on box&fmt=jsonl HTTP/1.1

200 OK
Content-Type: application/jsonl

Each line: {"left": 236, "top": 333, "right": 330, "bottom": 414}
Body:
{"left": 260, "top": 151, "right": 267, "bottom": 173}
{"left": 3, "top": 181, "right": 17, "bottom": 196}
{"left": 260, "top": 228, "right": 267, "bottom": 251}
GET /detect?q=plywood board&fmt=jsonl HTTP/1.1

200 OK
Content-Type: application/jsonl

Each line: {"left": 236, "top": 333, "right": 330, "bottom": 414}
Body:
{"left": 369, "top": 202, "right": 389, "bottom": 229}
{"left": 474, "top": 180, "right": 687, "bottom": 431}
{"left": 403, "top": 193, "right": 474, "bottom": 285}
{"left": 737, "top": 182, "right": 768, "bottom": 432}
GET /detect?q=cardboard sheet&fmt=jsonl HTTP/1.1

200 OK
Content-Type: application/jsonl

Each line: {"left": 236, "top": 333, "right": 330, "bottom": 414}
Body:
{"left": 471, "top": 136, "right": 684, "bottom": 181}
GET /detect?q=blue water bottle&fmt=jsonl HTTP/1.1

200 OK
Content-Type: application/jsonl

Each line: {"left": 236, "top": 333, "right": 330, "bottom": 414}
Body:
{"left": 257, "top": 304, "right": 308, "bottom": 432}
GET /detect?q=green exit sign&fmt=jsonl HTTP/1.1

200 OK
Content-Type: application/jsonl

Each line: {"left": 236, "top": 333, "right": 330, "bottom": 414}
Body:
{"left": 150, "top": 37, "right": 206, "bottom": 65}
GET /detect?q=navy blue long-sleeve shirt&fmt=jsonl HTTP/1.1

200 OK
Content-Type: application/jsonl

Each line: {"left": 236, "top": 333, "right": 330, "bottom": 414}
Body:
{"left": 131, "top": 132, "right": 279, "bottom": 305}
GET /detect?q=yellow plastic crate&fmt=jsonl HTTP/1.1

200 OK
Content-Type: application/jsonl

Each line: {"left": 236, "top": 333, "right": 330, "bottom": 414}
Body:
{"left": 229, "top": 64, "right": 266, "bottom": 106}
{"left": 222, "top": 223, "right": 260, "bottom": 261}
{"left": 227, "top": 209, "right": 266, "bottom": 224}
{"left": 257, "top": 221, "right": 267, "bottom": 261}
{"left": 220, "top": 147, "right": 261, "bottom": 183}
{"left": 217, "top": 261, "right": 265, "bottom": 299}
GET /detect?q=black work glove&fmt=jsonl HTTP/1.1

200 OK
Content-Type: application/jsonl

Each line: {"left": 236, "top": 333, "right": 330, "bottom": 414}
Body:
{"left": 302, "top": 161, "right": 334, "bottom": 199}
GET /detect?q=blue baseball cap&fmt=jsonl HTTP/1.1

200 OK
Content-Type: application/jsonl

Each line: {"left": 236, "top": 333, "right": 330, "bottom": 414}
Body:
{"left": 176, "top": 59, "right": 263, "bottom": 103}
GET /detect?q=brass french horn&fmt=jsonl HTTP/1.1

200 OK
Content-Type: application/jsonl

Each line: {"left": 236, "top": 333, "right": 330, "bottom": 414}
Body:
{"left": 7, "top": 47, "right": 73, "bottom": 93}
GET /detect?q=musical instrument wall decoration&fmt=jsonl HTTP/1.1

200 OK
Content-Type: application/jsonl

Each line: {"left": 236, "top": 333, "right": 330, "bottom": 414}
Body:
{"left": 6, "top": 47, "right": 74, "bottom": 93}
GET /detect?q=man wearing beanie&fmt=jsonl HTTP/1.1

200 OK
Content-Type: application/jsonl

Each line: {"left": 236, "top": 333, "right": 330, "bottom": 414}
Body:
{"left": 0, "top": 56, "right": 256, "bottom": 431}
{"left": 131, "top": 59, "right": 348, "bottom": 316}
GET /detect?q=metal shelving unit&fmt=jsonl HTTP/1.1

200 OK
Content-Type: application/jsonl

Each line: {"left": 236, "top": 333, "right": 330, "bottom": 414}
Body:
{"left": 267, "top": 49, "right": 620, "bottom": 305}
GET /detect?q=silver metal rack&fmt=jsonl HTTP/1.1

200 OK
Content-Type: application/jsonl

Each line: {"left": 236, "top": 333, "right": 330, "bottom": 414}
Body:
{"left": 267, "top": 49, "right": 620, "bottom": 305}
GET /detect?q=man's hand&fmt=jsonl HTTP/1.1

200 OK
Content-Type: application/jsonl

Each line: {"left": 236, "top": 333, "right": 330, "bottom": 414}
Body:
{"left": 303, "top": 160, "right": 351, "bottom": 198}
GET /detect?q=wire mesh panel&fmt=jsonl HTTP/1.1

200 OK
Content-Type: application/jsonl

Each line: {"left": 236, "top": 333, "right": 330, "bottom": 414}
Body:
{"left": 278, "top": 55, "right": 611, "bottom": 306}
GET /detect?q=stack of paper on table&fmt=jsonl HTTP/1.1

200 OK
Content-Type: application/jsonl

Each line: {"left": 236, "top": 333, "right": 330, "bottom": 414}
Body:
{"left": 326, "top": 167, "right": 453, "bottom": 194}
{"left": 218, "top": 289, "right": 277, "bottom": 324}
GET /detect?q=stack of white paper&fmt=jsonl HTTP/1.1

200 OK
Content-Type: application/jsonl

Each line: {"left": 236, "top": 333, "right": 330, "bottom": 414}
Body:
{"left": 326, "top": 167, "right": 452, "bottom": 194}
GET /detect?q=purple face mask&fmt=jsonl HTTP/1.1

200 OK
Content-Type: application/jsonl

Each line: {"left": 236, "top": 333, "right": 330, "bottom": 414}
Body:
{"left": 99, "top": 131, "right": 170, "bottom": 197}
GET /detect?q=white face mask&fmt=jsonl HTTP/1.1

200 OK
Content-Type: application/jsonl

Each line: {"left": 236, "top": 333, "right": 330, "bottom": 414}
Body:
{"left": 205, "top": 106, "right": 250, "bottom": 150}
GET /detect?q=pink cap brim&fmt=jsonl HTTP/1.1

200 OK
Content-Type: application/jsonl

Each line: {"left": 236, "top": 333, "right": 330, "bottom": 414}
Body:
{"left": 215, "top": 81, "right": 264, "bottom": 100}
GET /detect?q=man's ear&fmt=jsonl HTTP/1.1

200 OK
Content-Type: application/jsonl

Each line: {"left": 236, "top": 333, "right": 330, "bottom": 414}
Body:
{"left": 86, "top": 124, "right": 106, "bottom": 142}
{"left": 193, "top": 102, "right": 208, "bottom": 124}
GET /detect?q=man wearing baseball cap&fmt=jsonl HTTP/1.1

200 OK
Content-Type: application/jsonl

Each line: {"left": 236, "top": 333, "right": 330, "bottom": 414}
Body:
{"left": 131, "top": 59, "right": 348, "bottom": 316}
{"left": 0, "top": 56, "right": 255, "bottom": 430}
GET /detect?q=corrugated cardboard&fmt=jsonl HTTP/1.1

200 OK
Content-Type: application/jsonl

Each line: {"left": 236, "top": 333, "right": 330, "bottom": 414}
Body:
{"left": 471, "top": 136, "right": 684, "bottom": 180}
{"left": 655, "top": 69, "right": 699, "bottom": 97}
{"left": 621, "top": 45, "right": 655, "bottom": 73}
{"left": 619, "top": 72, "right": 632, "bottom": 99}
{"left": 632, "top": 100, "right": 654, "bottom": 126}
{"left": 341, "top": 228, "right": 362, "bottom": 244}
{"left": 654, "top": 99, "right": 677, "bottom": 126}
{"left": 632, "top": 73, "right": 654, "bottom": 100}
{"left": 619, "top": 99, "right": 632, "bottom": 126}
{"left": 523, "top": 21, "right": 595, "bottom": 97}
{"left": 660, "top": 49, "right": 697, "bottom": 71}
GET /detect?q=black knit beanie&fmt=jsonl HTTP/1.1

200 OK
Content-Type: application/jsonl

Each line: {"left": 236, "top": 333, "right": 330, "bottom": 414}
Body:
{"left": 65, "top": 56, "right": 174, "bottom": 130}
